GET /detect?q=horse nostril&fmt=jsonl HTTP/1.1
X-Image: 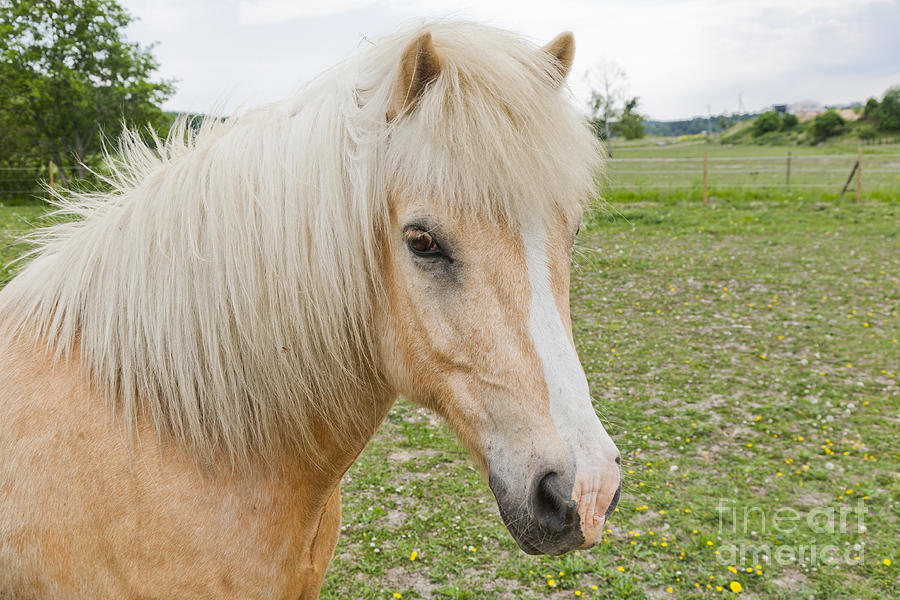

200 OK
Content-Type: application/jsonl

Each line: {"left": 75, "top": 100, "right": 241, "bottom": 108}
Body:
{"left": 533, "top": 472, "right": 577, "bottom": 533}
{"left": 605, "top": 482, "right": 622, "bottom": 519}
{"left": 614, "top": 454, "right": 621, "bottom": 465}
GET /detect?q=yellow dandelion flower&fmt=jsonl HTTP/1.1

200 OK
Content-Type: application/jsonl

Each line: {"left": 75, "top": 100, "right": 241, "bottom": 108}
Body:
{"left": 409, "top": 551, "right": 417, "bottom": 561}
{"left": 730, "top": 581, "right": 742, "bottom": 593}
{"left": 727, "top": 566, "right": 737, "bottom": 574}
{"left": 884, "top": 558, "right": 892, "bottom": 566}
{"left": 666, "top": 587, "right": 673, "bottom": 593}
{"left": 618, "top": 566, "right": 625, "bottom": 572}
{"left": 393, "top": 594, "right": 402, "bottom": 599}
{"left": 548, "top": 579, "right": 556, "bottom": 587}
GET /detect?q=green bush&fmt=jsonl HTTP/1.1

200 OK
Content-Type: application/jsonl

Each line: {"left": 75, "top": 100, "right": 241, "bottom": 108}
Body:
{"left": 858, "top": 124, "right": 877, "bottom": 141}
{"left": 781, "top": 113, "right": 799, "bottom": 130}
{"left": 809, "top": 109, "right": 845, "bottom": 141}
{"left": 863, "top": 97, "right": 880, "bottom": 121}
{"left": 876, "top": 87, "right": 900, "bottom": 131}
{"left": 752, "top": 111, "right": 782, "bottom": 137}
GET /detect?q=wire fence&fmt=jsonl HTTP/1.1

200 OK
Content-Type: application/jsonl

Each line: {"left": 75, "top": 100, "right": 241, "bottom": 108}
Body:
{"left": 4, "top": 153, "right": 900, "bottom": 201}
{"left": 605, "top": 153, "right": 900, "bottom": 197}
{"left": 0, "top": 163, "right": 102, "bottom": 199}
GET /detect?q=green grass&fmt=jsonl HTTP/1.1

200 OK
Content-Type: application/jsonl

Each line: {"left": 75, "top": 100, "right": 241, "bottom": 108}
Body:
{"left": 316, "top": 197, "right": 898, "bottom": 599}
{"left": 0, "top": 203, "right": 51, "bottom": 286}
{"left": 1, "top": 193, "right": 897, "bottom": 599}
{"left": 603, "top": 140, "right": 900, "bottom": 199}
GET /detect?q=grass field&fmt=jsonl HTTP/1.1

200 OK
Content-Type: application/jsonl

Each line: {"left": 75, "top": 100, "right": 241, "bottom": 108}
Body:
{"left": 604, "top": 139, "right": 900, "bottom": 199}
{"left": 314, "top": 196, "right": 898, "bottom": 599}
{"left": 0, "top": 169, "right": 897, "bottom": 598}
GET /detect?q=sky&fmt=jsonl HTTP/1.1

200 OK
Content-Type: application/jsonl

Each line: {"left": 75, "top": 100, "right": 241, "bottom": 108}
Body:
{"left": 119, "top": 0, "right": 900, "bottom": 121}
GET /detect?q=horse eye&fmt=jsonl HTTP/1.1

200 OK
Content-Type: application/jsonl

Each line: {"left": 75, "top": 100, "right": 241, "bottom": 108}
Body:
{"left": 406, "top": 230, "right": 441, "bottom": 255}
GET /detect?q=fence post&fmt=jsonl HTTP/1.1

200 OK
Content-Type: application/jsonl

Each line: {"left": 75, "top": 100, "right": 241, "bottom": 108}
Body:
{"left": 856, "top": 146, "right": 862, "bottom": 203}
{"left": 702, "top": 152, "right": 708, "bottom": 203}
{"left": 786, "top": 151, "right": 791, "bottom": 189}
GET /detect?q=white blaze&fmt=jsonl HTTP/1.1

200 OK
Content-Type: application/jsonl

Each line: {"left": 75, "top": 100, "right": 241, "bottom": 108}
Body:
{"left": 523, "top": 220, "right": 619, "bottom": 541}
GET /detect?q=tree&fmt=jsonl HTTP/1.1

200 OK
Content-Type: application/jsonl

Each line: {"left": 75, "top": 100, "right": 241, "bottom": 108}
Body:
{"left": 781, "top": 113, "right": 798, "bottom": 130}
{"left": 0, "top": 0, "right": 174, "bottom": 186}
{"left": 585, "top": 62, "right": 627, "bottom": 145}
{"left": 862, "top": 97, "right": 880, "bottom": 121}
{"left": 752, "top": 111, "right": 782, "bottom": 137}
{"left": 875, "top": 87, "right": 900, "bottom": 131}
{"left": 809, "top": 109, "right": 845, "bottom": 141}
{"left": 613, "top": 96, "right": 645, "bottom": 140}
{"left": 858, "top": 124, "right": 877, "bottom": 142}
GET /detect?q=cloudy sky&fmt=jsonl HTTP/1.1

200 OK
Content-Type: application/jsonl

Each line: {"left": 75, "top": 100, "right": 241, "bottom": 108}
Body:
{"left": 120, "top": 0, "right": 900, "bottom": 121}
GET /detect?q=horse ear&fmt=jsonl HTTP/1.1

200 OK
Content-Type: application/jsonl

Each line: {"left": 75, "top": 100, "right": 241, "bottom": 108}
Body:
{"left": 541, "top": 31, "right": 575, "bottom": 84}
{"left": 387, "top": 32, "right": 442, "bottom": 121}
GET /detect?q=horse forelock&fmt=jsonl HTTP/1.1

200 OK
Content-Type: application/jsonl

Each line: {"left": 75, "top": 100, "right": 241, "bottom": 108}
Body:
{"left": 0, "top": 20, "right": 602, "bottom": 471}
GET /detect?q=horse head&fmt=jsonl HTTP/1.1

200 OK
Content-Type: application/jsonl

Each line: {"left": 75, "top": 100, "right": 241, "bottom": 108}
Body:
{"left": 376, "top": 30, "right": 621, "bottom": 555}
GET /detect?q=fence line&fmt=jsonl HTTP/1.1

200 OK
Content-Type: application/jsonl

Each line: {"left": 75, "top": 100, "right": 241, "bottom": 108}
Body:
{"left": 612, "top": 168, "right": 900, "bottom": 175}
{"left": 613, "top": 182, "right": 840, "bottom": 189}
{"left": 3, "top": 154, "right": 899, "bottom": 198}
{"left": 606, "top": 151, "right": 899, "bottom": 198}
{"left": 0, "top": 161, "right": 104, "bottom": 197}
{"left": 608, "top": 153, "right": 900, "bottom": 163}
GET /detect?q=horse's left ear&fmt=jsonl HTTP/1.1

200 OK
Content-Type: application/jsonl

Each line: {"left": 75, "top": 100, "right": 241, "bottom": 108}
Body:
{"left": 387, "top": 32, "right": 442, "bottom": 121}
{"left": 541, "top": 31, "right": 575, "bottom": 84}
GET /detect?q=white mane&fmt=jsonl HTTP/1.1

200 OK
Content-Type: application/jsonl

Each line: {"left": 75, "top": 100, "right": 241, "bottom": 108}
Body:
{"left": 0, "top": 21, "right": 602, "bottom": 469}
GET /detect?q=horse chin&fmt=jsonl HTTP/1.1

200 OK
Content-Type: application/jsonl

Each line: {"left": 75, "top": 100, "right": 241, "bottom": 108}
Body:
{"left": 505, "top": 513, "right": 586, "bottom": 556}
{"left": 488, "top": 472, "right": 586, "bottom": 556}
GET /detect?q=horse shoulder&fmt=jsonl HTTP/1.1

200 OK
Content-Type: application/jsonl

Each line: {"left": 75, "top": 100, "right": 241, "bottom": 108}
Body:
{"left": 0, "top": 335, "right": 339, "bottom": 599}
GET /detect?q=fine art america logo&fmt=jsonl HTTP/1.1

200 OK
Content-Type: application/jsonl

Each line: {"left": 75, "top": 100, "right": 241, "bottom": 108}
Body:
{"left": 716, "top": 498, "right": 867, "bottom": 566}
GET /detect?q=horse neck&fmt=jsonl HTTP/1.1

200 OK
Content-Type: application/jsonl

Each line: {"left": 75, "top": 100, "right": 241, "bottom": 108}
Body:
{"left": 272, "top": 385, "right": 398, "bottom": 493}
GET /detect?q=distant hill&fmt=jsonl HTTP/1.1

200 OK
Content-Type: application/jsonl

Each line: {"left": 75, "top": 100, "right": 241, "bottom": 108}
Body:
{"left": 643, "top": 114, "right": 759, "bottom": 137}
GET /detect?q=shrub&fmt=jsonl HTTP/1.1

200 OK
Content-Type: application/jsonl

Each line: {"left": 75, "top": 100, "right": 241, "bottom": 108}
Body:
{"left": 858, "top": 124, "right": 877, "bottom": 141}
{"left": 809, "top": 110, "right": 845, "bottom": 141}
{"left": 863, "top": 97, "right": 880, "bottom": 121}
{"left": 876, "top": 87, "right": 900, "bottom": 131}
{"left": 781, "top": 113, "right": 799, "bottom": 130}
{"left": 752, "top": 111, "right": 782, "bottom": 137}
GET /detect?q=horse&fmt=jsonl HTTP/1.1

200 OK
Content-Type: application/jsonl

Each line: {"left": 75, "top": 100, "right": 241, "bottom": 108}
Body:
{"left": 0, "top": 21, "right": 621, "bottom": 599}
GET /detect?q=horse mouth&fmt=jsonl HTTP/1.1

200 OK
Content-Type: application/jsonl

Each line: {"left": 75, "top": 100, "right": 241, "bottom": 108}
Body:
{"left": 488, "top": 471, "right": 586, "bottom": 556}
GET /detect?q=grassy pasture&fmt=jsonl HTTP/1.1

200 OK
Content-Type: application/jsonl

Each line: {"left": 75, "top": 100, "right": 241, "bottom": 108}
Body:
{"left": 0, "top": 169, "right": 897, "bottom": 598}
{"left": 605, "top": 140, "right": 900, "bottom": 199}
{"left": 316, "top": 196, "right": 898, "bottom": 599}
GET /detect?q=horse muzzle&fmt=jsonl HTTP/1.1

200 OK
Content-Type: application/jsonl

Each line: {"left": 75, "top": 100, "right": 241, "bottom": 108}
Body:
{"left": 489, "top": 464, "right": 621, "bottom": 555}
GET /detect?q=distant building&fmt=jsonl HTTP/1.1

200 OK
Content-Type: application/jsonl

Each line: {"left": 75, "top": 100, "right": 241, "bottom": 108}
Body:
{"left": 788, "top": 100, "right": 823, "bottom": 115}
{"left": 772, "top": 104, "right": 788, "bottom": 114}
